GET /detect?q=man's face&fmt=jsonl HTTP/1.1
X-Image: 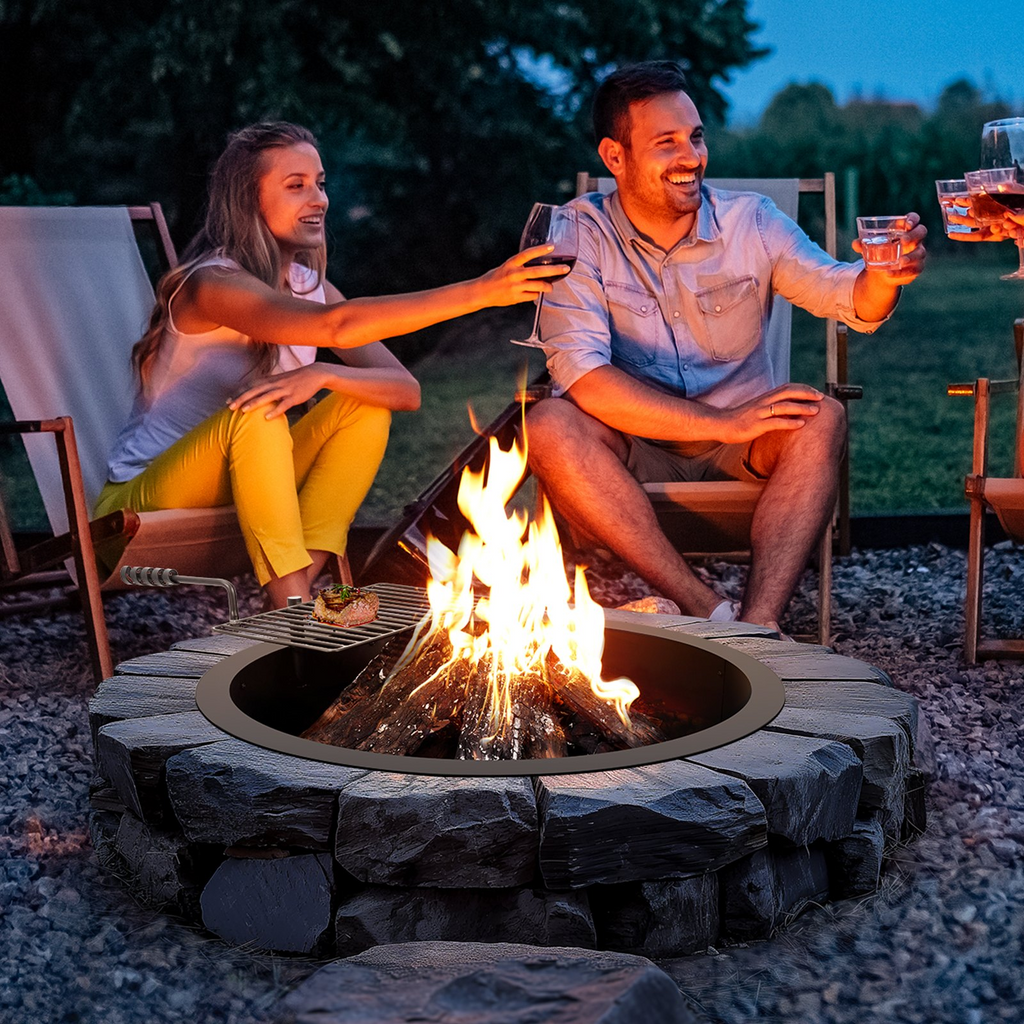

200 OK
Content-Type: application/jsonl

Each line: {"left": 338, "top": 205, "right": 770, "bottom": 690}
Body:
{"left": 610, "top": 91, "right": 708, "bottom": 223}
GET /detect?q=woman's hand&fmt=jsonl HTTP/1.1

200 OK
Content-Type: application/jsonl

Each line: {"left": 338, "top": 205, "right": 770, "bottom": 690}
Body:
{"left": 473, "top": 244, "right": 573, "bottom": 308}
{"left": 228, "top": 365, "right": 328, "bottom": 419}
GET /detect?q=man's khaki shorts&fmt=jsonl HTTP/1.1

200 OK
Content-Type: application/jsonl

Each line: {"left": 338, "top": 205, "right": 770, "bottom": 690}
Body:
{"left": 623, "top": 436, "right": 767, "bottom": 485}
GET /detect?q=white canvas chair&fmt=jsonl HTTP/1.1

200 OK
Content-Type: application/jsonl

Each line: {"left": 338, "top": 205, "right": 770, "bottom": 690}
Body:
{"left": 0, "top": 205, "right": 349, "bottom": 683}
{"left": 565, "top": 174, "right": 860, "bottom": 644}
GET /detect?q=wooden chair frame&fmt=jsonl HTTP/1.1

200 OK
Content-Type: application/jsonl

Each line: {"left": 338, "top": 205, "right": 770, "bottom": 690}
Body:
{"left": 0, "top": 204, "right": 350, "bottom": 684}
{"left": 949, "top": 318, "right": 1024, "bottom": 662}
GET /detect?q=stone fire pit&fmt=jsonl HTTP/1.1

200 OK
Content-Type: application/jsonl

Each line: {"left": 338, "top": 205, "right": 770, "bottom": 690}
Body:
{"left": 86, "top": 610, "right": 924, "bottom": 957}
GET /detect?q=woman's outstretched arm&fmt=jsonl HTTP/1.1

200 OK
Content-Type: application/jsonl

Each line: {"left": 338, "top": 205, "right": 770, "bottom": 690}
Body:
{"left": 177, "top": 245, "right": 567, "bottom": 349}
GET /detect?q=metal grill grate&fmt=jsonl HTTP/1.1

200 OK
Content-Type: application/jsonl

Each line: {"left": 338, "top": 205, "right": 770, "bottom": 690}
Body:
{"left": 213, "top": 583, "right": 431, "bottom": 653}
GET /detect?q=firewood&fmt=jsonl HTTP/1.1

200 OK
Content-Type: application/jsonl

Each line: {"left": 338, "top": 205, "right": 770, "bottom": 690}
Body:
{"left": 547, "top": 657, "right": 664, "bottom": 750}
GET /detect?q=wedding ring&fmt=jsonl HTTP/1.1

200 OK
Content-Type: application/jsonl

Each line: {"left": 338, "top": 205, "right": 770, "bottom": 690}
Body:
{"left": 769, "top": 404, "right": 775, "bottom": 417}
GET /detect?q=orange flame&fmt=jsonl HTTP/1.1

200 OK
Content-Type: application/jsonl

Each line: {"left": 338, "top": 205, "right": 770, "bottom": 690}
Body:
{"left": 390, "top": 426, "right": 638, "bottom": 742}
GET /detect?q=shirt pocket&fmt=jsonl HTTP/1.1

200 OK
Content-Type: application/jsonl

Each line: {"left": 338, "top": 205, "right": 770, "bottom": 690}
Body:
{"left": 694, "top": 275, "right": 762, "bottom": 362}
{"left": 606, "top": 281, "right": 659, "bottom": 368}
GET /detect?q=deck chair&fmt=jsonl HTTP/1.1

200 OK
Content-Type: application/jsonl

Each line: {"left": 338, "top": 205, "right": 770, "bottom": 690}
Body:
{"left": 948, "top": 319, "right": 1024, "bottom": 662}
{"left": 0, "top": 205, "right": 350, "bottom": 684}
{"left": 559, "top": 174, "right": 860, "bottom": 644}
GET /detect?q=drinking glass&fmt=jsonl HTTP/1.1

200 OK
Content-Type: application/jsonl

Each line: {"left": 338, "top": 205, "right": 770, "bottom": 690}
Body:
{"left": 980, "top": 118, "right": 1024, "bottom": 171}
{"left": 965, "top": 167, "right": 1024, "bottom": 280}
{"left": 510, "top": 204, "right": 578, "bottom": 348}
{"left": 856, "top": 216, "right": 910, "bottom": 269}
{"left": 935, "top": 179, "right": 994, "bottom": 241}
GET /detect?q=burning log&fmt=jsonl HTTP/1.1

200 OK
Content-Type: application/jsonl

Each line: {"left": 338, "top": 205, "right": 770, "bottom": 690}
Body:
{"left": 547, "top": 657, "right": 663, "bottom": 751}
{"left": 302, "top": 631, "right": 462, "bottom": 755}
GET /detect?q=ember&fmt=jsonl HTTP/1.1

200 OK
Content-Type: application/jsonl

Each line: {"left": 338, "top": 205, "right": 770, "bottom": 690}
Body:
{"left": 303, "top": 429, "right": 659, "bottom": 760}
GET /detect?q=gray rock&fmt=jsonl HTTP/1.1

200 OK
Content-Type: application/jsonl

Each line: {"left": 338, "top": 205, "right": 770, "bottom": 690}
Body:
{"left": 96, "top": 711, "right": 229, "bottom": 820}
{"left": 687, "top": 730, "right": 862, "bottom": 844}
{"left": 170, "top": 634, "right": 260, "bottom": 656}
{"left": 782, "top": 679, "right": 919, "bottom": 748}
{"left": 201, "top": 852, "right": 334, "bottom": 954}
{"left": 276, "top": 941, "right": 695, "bottom": 1023}
{"left": 114, "top": 812, "right": 214, "bottom": 915}
{"left": 334, "top": 887, "right": 595, "bottom": 957}
{"left": 335, "top": 773, "right": 539, "bottom": 888}
{"left": 114, "top": 649, "right": 223, "bottom": 677}
{"left": 719, "top": 844, "right": 830, "bottom": 939}
{"left": 87, "top": 675, "right": 200, "bottom": 744}
{"left": 826, "top": 816, "right": 885, "bottom": 898}
{"left": 536, "top": 761, "right": 767, "bottom": 889}
{"left": 166, "top": 738, "right": 367, "bottom": 848}
{"left": 766, "top": 707, "right": 910, "bottom": 839}
{"left": 591, "top": 874, "right": 719, "bottom": 956}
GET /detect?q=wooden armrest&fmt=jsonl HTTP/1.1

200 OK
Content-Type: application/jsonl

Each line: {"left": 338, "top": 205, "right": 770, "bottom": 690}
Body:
{"left": 948, "top": 380, "right": 1019, "bottom": 397}
{"left": 12, "top": 509, "right": 140, "bottom": 577}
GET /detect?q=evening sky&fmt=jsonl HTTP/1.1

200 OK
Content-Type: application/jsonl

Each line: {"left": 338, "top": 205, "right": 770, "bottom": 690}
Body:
{"left": 721, "top": 0, "right": 1022, "bottom": 124}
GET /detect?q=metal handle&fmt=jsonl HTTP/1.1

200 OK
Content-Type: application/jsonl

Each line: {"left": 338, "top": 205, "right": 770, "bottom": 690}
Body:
{"left": 120, "top": 566, "right": 240, "bottom": 622}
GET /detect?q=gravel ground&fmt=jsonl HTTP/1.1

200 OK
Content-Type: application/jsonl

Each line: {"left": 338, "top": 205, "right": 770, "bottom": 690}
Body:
{"left": 1, "top": 542, "right": 1023, "bottom": 1023}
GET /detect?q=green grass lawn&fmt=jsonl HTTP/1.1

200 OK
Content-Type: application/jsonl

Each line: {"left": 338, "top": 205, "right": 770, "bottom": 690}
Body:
{"left": 2, "top": 249, "right": 1022, "bottom": 532}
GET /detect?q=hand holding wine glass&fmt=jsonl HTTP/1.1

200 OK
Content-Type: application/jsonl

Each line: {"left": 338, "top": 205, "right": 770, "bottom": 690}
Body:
{"left": 511, "top": 203, "right": 579, "bottom": 348}
{"left": 965, "top": 167, "right": 1024, "bottom": 280}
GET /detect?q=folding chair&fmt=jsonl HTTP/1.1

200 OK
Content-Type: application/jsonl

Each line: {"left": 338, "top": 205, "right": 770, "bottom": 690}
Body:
{"left": 948, "top": 318, "right": 1024, "bottom": 662}
{"left": 0, "top": 205, "right": 350, "bottom": 684}
{"left": 557, "top": 174, "right": 860, "bottom": 644}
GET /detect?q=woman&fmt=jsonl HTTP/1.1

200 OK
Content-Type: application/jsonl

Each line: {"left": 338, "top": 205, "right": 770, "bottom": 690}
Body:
{"left": 96, "top": 122, "right": 564, "bottom": 607}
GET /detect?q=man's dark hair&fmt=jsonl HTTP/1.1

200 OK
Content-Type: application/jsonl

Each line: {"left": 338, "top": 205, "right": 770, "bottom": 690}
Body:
{"left": 592, "top": 61, "right": 690, "bottom": 147}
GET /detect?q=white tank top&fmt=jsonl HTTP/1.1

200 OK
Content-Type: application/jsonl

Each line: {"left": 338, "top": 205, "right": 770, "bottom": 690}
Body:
{"left": 107, "top": 257, "right": 324, "bottom": 483}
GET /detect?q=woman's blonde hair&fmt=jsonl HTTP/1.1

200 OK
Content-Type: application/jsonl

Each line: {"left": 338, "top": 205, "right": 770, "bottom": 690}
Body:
{"left": 132, "top": 122, "right": 327, "bottom": 389}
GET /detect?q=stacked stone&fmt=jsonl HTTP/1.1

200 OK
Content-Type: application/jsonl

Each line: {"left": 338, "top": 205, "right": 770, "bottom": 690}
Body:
{"left": 87, "top": 617, "right": 924, "bottom": 957}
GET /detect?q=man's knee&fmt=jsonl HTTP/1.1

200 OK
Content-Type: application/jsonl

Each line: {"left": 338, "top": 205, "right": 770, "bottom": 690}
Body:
{"left": 808, "top": 395, "right": 847, "bottom": 456}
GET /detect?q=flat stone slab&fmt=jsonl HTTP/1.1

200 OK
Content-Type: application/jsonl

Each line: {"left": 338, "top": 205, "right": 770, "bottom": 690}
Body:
{"left": 278, "top": 941, "right": 696, "bottom": 1024}
{"left": 97, "top": 711, "right": 230, "bottom": 820}
{"left": 765, "top": 707, "right": 910, "bottom": 837}
{"left": 782, "top": 679, "right": 918, "bottom": 746}
{"left": 826, "top": 816, "right": 885, "bottom": 898}
{"left": 335, "top": 773, "right": 539, "bottom": 888}
{"left": 686, "top": 730, "right": 862, "bottom": 845}
{"left": 170, "top": 634, "right": 261, "bottom": 656}
{"left": 166, "top": 739, "right": 366, "bottom": 848}
{"left": 114, "top": 650, "right": 224, "bottom": 677}
{"left": 334, "top": 887, "right": 595, "bottom": 957}
{"left": 591, "top": 874, "right": 719, "bottom": 957}
{"left": 201, "top": 852, "right": 333, "bottom": 954}
{"left": 536, "top": 761, "right": 767, "bottom": 889}
{"left": 88, "top": 675, "right": 199, "bottom": 743}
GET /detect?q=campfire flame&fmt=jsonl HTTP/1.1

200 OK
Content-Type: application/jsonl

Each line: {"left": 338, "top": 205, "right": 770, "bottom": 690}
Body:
{"left": 389, "top": 426, "right": 639, "bottom": 751}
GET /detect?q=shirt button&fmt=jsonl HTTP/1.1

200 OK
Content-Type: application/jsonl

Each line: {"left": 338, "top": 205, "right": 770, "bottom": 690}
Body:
{"left": 641, "top": 305, "right": 648, "bottom": 312}
{"left": 673, "top": 311, "right": 680, "bottom": 318}
{"left": 714, "top": 304, "right": 722, "bottom": 313}
{"left": 682, "top": 363, "right": 690, "bottom": 371}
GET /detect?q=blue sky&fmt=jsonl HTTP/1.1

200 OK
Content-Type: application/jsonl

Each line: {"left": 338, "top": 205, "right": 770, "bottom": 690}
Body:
{"left": 720, "top": 0, "right": 1023, "bottom": 125}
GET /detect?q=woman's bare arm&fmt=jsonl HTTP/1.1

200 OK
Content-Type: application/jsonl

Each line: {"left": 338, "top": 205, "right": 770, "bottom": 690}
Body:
{"left": 176, "top": 246, "right": 568, "bottom": 349}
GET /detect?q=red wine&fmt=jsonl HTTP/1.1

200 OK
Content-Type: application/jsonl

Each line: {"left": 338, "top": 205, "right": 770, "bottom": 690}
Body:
{"left": 524, "top": 255, "right": 577, "bottom": 273}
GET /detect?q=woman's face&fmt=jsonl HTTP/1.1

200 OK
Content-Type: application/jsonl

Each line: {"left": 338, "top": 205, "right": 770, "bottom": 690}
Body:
{"left": 258, "top": 142, "right": 328, "bottom": 255}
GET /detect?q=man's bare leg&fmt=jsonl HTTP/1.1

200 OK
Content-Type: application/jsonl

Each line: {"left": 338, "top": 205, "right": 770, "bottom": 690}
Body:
{"left": 526, "top": 399, "right": 723, "bottom": 616}
{"left": 741, "top": 396, "right": 846, "bottom": 629}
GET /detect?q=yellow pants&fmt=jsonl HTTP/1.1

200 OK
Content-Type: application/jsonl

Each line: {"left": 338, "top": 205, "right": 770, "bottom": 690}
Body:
{"left": 95, "top": 394, "right": 391, "bottom": 587}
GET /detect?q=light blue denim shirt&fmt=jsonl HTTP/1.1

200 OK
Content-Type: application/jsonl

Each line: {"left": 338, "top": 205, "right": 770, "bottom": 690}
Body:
{"left": 541, "top": 185, "right": 886, "bottom": 409}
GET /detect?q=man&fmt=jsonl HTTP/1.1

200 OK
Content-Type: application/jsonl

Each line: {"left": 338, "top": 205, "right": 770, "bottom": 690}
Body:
{"left": 527, "top": 61, "right": 926, "bottom": 632}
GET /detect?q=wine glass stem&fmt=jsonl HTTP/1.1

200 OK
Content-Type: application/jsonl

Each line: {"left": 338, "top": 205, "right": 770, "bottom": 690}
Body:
{"left": 1017, "top": 239, "right": 1024, "bottom": 275}
{"left": 528, "top": 295, "right": 544, "bottom": 341}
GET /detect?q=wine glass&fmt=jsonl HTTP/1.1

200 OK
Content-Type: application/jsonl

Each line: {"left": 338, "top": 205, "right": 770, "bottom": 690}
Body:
{"left": 510, "top": 204, "right": 578, "bottom": 348}
{"left": 980, "top": 118, "right": 1024, "bottom": 171}
{"left": 965, "top": 167, "right": 1024, "bottom": 280}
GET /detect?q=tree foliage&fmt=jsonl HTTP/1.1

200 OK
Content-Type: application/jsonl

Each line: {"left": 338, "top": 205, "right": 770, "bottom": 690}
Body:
{"left": 709, "top": 79, "right": 1015, "bottom": 246}
{"left": 1, "top": 0, "right": 764, "bottom": 309}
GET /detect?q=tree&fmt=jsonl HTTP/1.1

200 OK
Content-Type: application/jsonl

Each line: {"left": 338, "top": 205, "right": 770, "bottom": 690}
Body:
{"left": 1, "top": 0, "right": 766, "bottom": 310}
